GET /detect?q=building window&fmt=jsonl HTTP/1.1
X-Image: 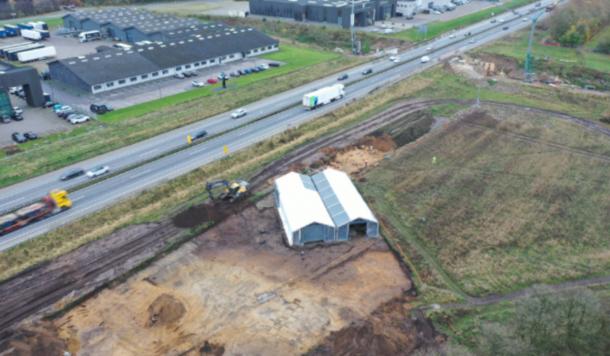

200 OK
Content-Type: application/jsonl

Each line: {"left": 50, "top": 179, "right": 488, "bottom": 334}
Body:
{"left": 162, "top": 70, "right": 169, "bottom": 74}
{"left": 93, "top": 85, "right": 102, "bottom": 90}
{"left": 118, "top": 79, "right": 126, "bottom": 84}
{"left": 130, "top": 77, "right": 137, "bottom": 82}
{"left": 152, "top": 72, "right": 159, "bottom": 77}
{"left": 185, "top": 64, "right": 191, "bottom": 69}
{"left": 106, "top": 82, "right": 114, "bottom": 88}
{"left": 194, "top": 62, "right": 199, "bottom": 67}
{"left": 267, "top": 46, "right": 272, "bottom": 50}
{"left": 229, "top": 54, "right": 234, "bottom": 59}
{"left": 209, "top": 59, "right": 215, "bottom": 63}
{"left": 202, "top": 60, "right": 207, "bottom": 65}
{"left": 141, "top": 74, "right": 148, "bottom": 79}
{"left": 176, "top": 66, "right": 182, "bottom": 71}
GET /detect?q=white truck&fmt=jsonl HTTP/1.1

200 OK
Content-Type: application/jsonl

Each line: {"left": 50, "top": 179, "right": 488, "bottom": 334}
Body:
{"left": 21, "top": 29, "right": 42, "bottom": 41}
{"left": 302, "top": 84, "right": 345, "bottom": 110}
{"left": 17, "top": 46, "right": 56, "bottom": 62}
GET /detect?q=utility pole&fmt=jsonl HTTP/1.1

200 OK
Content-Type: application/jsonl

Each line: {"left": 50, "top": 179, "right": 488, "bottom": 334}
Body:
{"left": 351, "top": 0, "right": 356, "bottom": 54}
{"left": 525, "top": 11, "right": 544, "bottom": 82}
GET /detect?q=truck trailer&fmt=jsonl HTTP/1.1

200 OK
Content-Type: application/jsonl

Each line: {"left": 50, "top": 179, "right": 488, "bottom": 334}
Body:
{"left": 4, "top": 25, "right": 20, "bottom": 36}
{"left": 0, "top": 190, "right": 72, "bottom": 236}
{"left": 302, "top": 84, "right": 345, "bottom": 110}
{"left": 21, "top": 29, "right": 44, "bottom": 41}
{"left": 5, "top": 43, "right": 44, "bottom": 61}
{"left": 17, "top": 46, "right": 56, "bottom": 62}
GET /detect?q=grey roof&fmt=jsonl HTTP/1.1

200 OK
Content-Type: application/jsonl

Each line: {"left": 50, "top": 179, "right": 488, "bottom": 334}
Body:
{"left": 50, "top": 27, "right": 278, "bottom": 86}
{"left": 255, "top": 0, "right": 369, "bottom": 7}
{"left": 311, "top": 172, "right": 351, "bottom": 226}
{"left": 64, "top": 8, "right": 201, "bottom": 35}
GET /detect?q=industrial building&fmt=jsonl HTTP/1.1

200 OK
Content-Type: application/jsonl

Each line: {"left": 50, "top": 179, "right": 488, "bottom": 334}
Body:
{"left": 274, "top": 168, "right": 379, "bottom": 247}
{"left": 48, "top": 27, "right": 279, "bottom": 94}
{"left": 62, "top": 8, "right": 202, "bottom": 43}
{"left": 249, "top": 0, "right": 396, "bottom": 28}
{"left": 0, "top": 61, "right": 44, "bottom": 115}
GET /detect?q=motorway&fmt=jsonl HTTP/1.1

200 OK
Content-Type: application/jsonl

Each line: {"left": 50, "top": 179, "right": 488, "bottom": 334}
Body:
{"left": 0, "top": 1, "right": 552, "bottom": 251}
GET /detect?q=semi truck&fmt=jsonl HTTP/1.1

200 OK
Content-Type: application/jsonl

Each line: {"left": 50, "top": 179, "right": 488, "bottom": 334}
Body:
{"left": 0, "top": 190, "right": 72, "bottom": 236}
{"left": 302, "top": 84, "right": 345, "bottom": 110}
{"left": 17, "top": 46, "right": 56, "bottom": 63}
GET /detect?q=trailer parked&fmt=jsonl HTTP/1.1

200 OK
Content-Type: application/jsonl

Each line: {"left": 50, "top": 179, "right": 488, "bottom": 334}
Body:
{"left": 78, "top": 30, "right": 102, "bottom": 43}
{"left": 21, "top": 29, "right": 44, "bottom": 41}
{"left": 5, "top": 43, "right": 45, "bottom": 61}
{"left": 4, "top": 25, "right": 20, "bottom": 36}
{"left": 0, "top": 41, "right": 31, "bottom": 57}
{"left": 17, "top": 46, "right": 56, "bottom": 62}
{"left": 302, "top": 84, "right": 345, "bottom": 110}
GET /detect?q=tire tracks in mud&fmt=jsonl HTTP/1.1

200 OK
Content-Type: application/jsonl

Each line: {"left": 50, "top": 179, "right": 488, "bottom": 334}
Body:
{"left": 0, "top": 97, "right": 607, "bottom": 347}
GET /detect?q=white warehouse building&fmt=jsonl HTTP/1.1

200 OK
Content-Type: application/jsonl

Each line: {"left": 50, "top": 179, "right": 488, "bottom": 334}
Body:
{"left": 274, "top": 168, "right": 379, "bottom": 247}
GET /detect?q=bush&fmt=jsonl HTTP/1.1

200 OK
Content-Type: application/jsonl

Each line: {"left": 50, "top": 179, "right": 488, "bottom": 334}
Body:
{"left": 594, "top": 38, "right": 610, "bottom": 54}
{"left": 548, "top": 0, "right": 610, "bottom": 47}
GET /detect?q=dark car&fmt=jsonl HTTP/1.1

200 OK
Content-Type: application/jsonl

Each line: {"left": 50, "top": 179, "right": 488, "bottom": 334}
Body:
{"left": 60, "top": 168, "right": 85, "bottom": 181}
{"left": 243, "top": 68, "right": 252, "bottom": 74}
{"left": 1, "top": 115, "right": 11, "bottom": 124}
{"left": 337, "top": 73, "right": 349, "bottom": 81}
{"left": 11, "top": 132, "right": 27, "bottom": 144}
{"left": 502, "top": 26, "right": 509, "bottom": 30}
{"left": 58, "top": 110, "right": 75, "bottom": 118}
{"left": 11, "top": 112, "right": 23, "bottom": 121}
{"left": 362, "top": 68, "right": 373, "bottom": 75}
{"left": 268, "top": 62, "right": 280, "bottom": 68}
{"left": 24, "top": 132, "right": 38, "bottom": 140}
{"left": 193, "top": 129, "right": 208, "bottom": 140}
{"left": 44, "top": 101, "right": 56, "bottom": 108}
{"left": 90, "top": 103, "right": 113, "bottom": 115}
{"left": 237, "top": 69, "right": 244, "bottom": 76}
{"left": 256, "top": 65, "right": 266, "bottom": 71}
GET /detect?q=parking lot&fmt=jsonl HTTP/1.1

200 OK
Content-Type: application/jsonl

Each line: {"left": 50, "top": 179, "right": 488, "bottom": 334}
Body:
{"left": 0, "top": 95, "right": 71, "bottom": 146}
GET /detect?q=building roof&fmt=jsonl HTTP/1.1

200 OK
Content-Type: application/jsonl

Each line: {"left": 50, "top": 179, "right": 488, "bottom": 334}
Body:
{"left": 49, "top": 27, "right": 278, "bottom": 86}
{"left": 254, "top": 0, "right": 370, "bottom": 7}
{"left": 275, "top": 172, "right": 335, "bottom": 234}
{"left": 275, "top": 168, "right": 378, "bottom": 236}
{"left": 64, "top": 8, "right": 201, "bottom": 35}
{"left": 312, "top": 168, "right": 378, "bottom": 226}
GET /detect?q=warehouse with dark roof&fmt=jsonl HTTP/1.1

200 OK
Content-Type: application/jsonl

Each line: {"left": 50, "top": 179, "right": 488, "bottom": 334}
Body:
{"left": 249, "top": 0, "right": 396, "bottom": 28}
{"left": 63, "top": 8, "right": 203, "bottom": 43}
{"left": 48, "top": 27, "right": 279, "bottom": 93}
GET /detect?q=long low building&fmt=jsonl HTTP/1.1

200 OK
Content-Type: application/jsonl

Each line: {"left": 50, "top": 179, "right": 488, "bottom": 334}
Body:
{"left": 274, "top": 168, "right": 379, "bottom": 247}
{"left": 249, "top": 0, "right": 396, "bottom": 28}
{"left": 48, "top": 27, "right": 279, "bottom": 94}
{"left": 63, "top": 8, "right": 202, "bottom": 43}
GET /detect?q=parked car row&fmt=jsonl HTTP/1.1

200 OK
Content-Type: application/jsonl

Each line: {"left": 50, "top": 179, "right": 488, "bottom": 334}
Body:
{"left": 189, "top": 63, "right": 276, "bottom": 88}
{"left": 11, "top": 131, "right": 37, "bottom": 144}
{"left": 52, "top": 104, "right": 91, "bottom": 124}
{"left": 1, "top": 106, "right": 24, "bottom": 124}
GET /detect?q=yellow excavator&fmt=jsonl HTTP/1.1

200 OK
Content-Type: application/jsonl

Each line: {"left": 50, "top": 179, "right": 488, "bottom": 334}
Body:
{"left": 205, "top": 179, "right": 249, "bottom": 202}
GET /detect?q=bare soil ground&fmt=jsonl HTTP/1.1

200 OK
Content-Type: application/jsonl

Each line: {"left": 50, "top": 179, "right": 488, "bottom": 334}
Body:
{"left": 55, "top": 198, "right": 413, "bottom": 355}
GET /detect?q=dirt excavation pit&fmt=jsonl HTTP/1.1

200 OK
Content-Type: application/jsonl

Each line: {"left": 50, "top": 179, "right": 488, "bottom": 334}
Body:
{"left": 4, "top": 321, "right": 66, "bottom": 356}
{"left": 146, "top": 294, "right": 186, "bottom": 327}
{"left": 54, "top": 196, "right": 416, "bottom": 355}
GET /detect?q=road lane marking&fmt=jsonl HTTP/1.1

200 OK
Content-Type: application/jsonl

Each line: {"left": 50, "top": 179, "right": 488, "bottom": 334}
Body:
{"left": 138, "top": 148, "right": 160, "bottom": 158}
{"left": 129, "top": 169, "right": 152, "bottom": 179}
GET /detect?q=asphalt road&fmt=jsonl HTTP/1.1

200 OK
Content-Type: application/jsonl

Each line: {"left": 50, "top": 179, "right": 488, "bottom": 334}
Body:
{"left": 0, "top": 1, "right": 553, "bottom": 251}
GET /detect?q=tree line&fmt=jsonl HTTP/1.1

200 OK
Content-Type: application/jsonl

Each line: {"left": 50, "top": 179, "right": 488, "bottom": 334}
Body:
{"left": 547, "top": 0, "right": 610, "bottom": 49}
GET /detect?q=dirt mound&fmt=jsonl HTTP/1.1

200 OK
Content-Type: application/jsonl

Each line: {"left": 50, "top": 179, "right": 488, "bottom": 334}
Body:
{"left": 306, "top": 297, "right": 440, "bottom": 356}
{"left": 200, "top": 340, "right": 225, "bottom": 355}
{"left": 4, "top": 321, "right": 66, "bottom": 356}
{"left": 146, "top": 294, "right": 186, "bottom": 327}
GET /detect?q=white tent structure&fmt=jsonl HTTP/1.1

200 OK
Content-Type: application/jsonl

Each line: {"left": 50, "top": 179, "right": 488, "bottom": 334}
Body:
{"left": 274, "top": 168, "right": 379, "bottom": 247}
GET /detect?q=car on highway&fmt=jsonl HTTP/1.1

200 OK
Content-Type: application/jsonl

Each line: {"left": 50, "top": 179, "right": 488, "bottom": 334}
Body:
{"left": 362, "top": 68, "right": 373, "bottom": 75}
{"left": 86, "top": 165, "right": 110, "bottom": 178}
{"left": 449, "top": 33, "right": 456, "bottom": 39}
{"left": 24, "top": 132, "right": 38, "bottom": 140}
{"left": 469, "top": 38, "right": 477, "bottom": 44}
{"left": 389, "top": 55, "right": 399, "bottom": 63}
{"left": 420, "top": 55, "right": 431, "bottom": 63}
{"left": 11, "top": 132, "right": 27, "bottom": 144}
{"left": 69, "top": 114, "right": 90, "bottom": 124}
{"left": 192, "top": 80, "right": 205, "bottom": 88}
{"left": 490, "top": 18, "right": 497, "bottom": 23}
{"left": 502, "top": 26, "right": 509, "bottom": 30}
{"left": 231, "top": 108, "right": 247, "bottom": 119}
{"left": 192, "top": 129, "right": 208, "bottom": 140}
{"left": 60, "top": 168, "right": 85, "bottom": 181}
{"left": 426, "top": 46, "right": 433, "bottom": 51}
{"left": 522, "top": 17, "right": 529, "bottom": 22}
{"left": 337, "top": 73, "right": 349, "bottom": 81}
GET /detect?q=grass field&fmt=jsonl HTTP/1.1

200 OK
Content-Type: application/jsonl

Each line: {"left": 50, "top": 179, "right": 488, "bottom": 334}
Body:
{"left": 389, "top": 0, "right": 535, "bottom": 42}
{"left": 362, "top": 105, "right": 610, "bottom": 296}
{"left": 479, "top": 28, "right": 610, "bottom": 74}
{"left": 0, "top": 45, "right": 358, "bottom": 188}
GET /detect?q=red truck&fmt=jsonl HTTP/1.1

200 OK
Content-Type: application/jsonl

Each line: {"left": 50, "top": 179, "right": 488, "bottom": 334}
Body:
{"left": 0, "top": 190, "right": 72, "bottom": 236}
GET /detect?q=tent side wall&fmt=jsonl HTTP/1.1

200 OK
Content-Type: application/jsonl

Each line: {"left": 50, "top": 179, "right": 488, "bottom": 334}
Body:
{"left": 296, "top": 223, "right": 336, "bottom": 246}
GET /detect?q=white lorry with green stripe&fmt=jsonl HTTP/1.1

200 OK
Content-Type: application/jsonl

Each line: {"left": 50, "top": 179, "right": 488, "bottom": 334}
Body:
{"left": 302, "top": 84, "right": 345, "bottom": 110}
